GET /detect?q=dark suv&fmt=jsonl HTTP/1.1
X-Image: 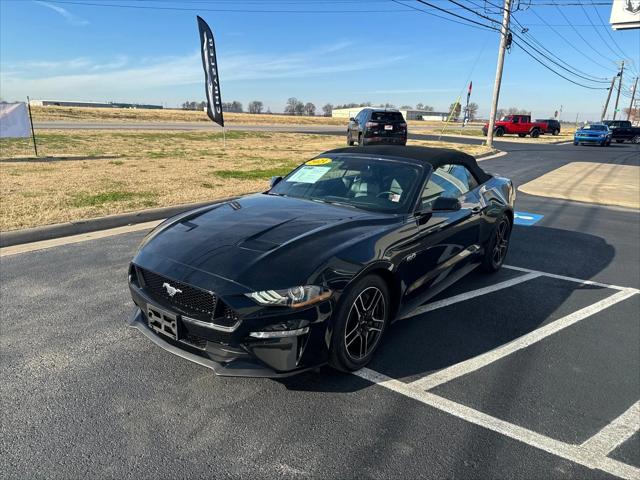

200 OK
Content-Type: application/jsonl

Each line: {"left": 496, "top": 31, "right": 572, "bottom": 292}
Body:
{"left": 536, "top": 118, "right": 561, "bottom": 136}
{"left": 347, "top": 108, "right": 407, "bottom": 146}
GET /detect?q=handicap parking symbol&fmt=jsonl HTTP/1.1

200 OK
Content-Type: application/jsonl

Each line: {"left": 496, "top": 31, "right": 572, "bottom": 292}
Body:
{"left": 514, "top": 211, "right": 544, "bottom": 226}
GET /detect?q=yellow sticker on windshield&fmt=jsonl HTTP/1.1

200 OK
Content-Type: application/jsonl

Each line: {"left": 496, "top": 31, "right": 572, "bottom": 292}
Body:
{"left": 306, "top": 158, "right": 332, "bottom": 166}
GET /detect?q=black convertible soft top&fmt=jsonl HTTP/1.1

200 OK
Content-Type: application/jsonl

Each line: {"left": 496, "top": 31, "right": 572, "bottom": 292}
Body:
{"left": 325, "top": 145, "right": 492, "bottom": 184}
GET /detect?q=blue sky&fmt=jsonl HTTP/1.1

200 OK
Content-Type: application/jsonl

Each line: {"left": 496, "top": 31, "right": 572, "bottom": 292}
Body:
{"left": 1, "top": 0, "right": 639, "bottom": 120}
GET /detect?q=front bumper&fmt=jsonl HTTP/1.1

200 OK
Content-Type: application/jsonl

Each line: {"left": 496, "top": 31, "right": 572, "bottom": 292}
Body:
{"left": 128, "top": 285, "right": 333, "bottom": 377}
{"left": 574, "top": 135, "right": 608, "bottom": 144}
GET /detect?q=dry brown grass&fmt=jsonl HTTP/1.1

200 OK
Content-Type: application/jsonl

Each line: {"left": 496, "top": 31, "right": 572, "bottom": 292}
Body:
{"left": 0, "top": 130, "right": 492, "bottom": 231}
{"left": 32, "top": 105, "right": 348, "bottom": 126}
{"left": 31, "top": 105, "right": 472, "bottom": 128}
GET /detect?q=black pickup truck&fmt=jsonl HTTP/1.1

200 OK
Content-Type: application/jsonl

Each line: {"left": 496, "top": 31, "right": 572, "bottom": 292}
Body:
{"left": 602, "top": 120, "right": 640, "bottom": 143}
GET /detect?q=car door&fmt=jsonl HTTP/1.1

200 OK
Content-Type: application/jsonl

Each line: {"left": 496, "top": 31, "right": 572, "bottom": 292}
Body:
{"left": 397, "top": 163, "right": 484, "bottom": 310}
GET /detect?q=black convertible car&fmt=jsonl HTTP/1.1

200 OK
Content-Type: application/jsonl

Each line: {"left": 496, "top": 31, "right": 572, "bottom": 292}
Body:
{"left": 128, "top": 146, "right": 515, "bottom": 377}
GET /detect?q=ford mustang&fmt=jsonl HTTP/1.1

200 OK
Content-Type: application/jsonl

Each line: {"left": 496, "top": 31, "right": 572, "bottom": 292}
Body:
{"left": 128, "top": 146, "right": 515, "bottom": 377}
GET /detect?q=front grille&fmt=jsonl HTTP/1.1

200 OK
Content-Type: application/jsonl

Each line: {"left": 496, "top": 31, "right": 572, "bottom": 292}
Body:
{"left": 135, "top": 268, "right": 240, "bottom": 331}
{"left": 138, "top": 268, "right": 218, "bottom": 317}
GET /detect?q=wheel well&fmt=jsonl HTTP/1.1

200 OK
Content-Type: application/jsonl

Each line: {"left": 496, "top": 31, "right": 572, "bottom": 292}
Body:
{"left": 504, "top": 209, "right": 514, "bottom": 226}
{"left": 366, "top": 268, "right": 401, "bottom": 319}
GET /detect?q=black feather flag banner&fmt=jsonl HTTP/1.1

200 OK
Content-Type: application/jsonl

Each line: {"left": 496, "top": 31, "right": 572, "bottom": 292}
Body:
{"left": 197, "top": 16, "right": 224, "bottom": 127}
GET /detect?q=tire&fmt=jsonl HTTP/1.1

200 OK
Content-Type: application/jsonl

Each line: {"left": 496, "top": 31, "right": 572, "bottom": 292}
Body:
{"left": 481, "top": 215, "right": 512, "bottom": 273}
{"left": 329, "top": 274, "right": 390, "bottom": 372}
{"left": 495, "top": 127, "right": 505, "bottom": 137}
{"left": 518, "top": 133, "right": 526, "bottom": 138}
{"left": 615, "top": 139, "right": 624, "bottom": 143}
{"left": 573, "top": 141, "right": 579, "bottom": 146}
{"left": 607, "top": 139, "right": 612, "bottom": 146}
{"left": 632, "top": 135, "right": 640, "bottom": 144}
{"left": 530, "top": 129, "right": 540, "bottom": 138}
{"left": 553, "top": 129, "right": 560, "bottom": 136}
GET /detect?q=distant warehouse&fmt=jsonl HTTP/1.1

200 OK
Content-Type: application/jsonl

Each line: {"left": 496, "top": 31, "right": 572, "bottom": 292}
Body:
{"left": 332, "top": 107, "right": 449, "bottom": 121}
{"left": 29, "top": 100, "right": 163, "bottom": 110}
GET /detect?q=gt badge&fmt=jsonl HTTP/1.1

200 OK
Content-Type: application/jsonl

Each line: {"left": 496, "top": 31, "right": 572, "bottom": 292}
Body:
{"left": 162, "top": 282, "right": 182, "bottom": 297}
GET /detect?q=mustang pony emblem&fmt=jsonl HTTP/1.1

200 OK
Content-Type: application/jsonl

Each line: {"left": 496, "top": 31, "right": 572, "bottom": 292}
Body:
{"left": 162, "top": 282, "right": 182, "bottom": 297}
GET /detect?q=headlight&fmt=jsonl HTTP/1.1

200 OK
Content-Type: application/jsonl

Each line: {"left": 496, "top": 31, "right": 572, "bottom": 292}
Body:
{"left": 246, "top": 285, "right": 331, "bottom": 308}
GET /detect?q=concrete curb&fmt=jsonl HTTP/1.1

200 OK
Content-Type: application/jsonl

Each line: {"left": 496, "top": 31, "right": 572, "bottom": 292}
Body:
{"left": 0, "top": 198, "right": 235, "bottom": 248}
{"left": 0, "top": 150, "right": 502, "bottom": 248}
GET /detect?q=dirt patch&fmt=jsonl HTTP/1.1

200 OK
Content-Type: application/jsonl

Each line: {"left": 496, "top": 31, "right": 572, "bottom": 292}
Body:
{"left": 518, "top": 162, "right": 640, "bottom": 209}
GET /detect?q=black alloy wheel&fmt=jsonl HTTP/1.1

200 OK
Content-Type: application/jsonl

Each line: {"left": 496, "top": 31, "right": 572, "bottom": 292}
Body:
{"left": 481, "top": 216, "right": 511, "bottom": 273}
{"left": 495, "top": 127, "right": 505, "bottom": 137}
{"left": 530, "top": 129, "right": 540, "bottom": 138}
{"left": 553, "top": 129, "right": 560, "bottom": 136}
{"left": 329, "top": 275, "right": 390, "bottom": 371}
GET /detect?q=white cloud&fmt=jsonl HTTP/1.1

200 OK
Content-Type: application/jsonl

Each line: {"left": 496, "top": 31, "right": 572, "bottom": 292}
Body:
{"left": 34, "top": 1, "right": 89, "bottom": 26}
{"left": 0, "top": 42, "right": 408, "bottom": 103}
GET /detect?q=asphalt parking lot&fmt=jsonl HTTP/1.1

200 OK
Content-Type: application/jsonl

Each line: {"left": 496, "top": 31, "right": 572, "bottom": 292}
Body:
{"left": 1, "top": 140, "right": 638, "bottom": 479}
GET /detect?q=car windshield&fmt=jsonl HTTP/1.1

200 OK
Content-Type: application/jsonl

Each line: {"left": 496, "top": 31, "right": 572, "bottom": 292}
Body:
{"left": 269, "top": 155, "right": 422, "bottom": 213}
{"left": 582, "top": 125, "right": 607, "bottom": 131}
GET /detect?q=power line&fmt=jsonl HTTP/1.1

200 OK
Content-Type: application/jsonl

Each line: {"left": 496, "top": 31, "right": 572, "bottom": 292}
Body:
{"left": 550, "top": 0, "right": 619, "bottom": 66}
{"left": 390, "top": 0, "right": 498, "bottom": 31}
{"left": 511, "top": 38, "right": 608, "bottom": 90}
{"left": 526, "top": 7, "right": 617, "bottom": 73}
{"left": 446, "top": 0, "right": 611, "bottom": 84}
{"left": 414, "top": 0, "right": 499, "bottom": 30}
{"left": 36, "top": 0, "right": 415, "bottom": 13}
{"left": 587, "top": 0, "right": 639, "bottom": 77}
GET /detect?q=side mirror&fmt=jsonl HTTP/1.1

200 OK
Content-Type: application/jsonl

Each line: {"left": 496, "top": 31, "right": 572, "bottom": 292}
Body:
{"left": 270, "top": 176, "right": 283, "bottom": 188}
{"left": 349, "top": 117, "right": 356, "bottom": 122}
{"left": 432, "top": 196, "right": 461, "bottom": 211}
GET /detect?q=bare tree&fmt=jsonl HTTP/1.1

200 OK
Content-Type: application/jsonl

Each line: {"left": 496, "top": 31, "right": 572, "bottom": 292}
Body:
{"left": 467, "top": 102, "right": 479, "bottom": 121}
{"left": 304, "top": 102, "right": 316, "bottom": 116}
{"left": 285, "top": 97, "right": 299, "bottom": 115}
{"left": 294, "top": 100, "right": 305, "bottom": 116}
{"left": 449, "top": 101, "right": 462, "bottom": 119}
{"left": 400, "top": 105, "right": 413, "bottom": 110}
{"left": 248, "top": 100, "right": 263, "bottom": 114}
{"left": 322, "top": 103, "right": 333, "bottom": 117}
{"left": 507, "top": 107, "right": 528, "bottom": 115}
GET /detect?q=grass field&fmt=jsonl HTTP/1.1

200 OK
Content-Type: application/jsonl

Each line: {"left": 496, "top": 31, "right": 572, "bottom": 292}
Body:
{"left": 32, "top": 106, "right": 350, "bottom": 126}
{"left": 0, "top": 130, "right": 492, "bottom": 231}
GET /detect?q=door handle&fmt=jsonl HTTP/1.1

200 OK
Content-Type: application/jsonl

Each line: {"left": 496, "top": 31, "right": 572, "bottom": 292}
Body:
{"left": 471, "top": 206, "right": 482, "bottom": 214}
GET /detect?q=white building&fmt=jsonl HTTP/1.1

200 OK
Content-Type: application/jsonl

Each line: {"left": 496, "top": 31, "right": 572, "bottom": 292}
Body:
{"left": 331, "top": 107, "right": 450, "bottom": 121}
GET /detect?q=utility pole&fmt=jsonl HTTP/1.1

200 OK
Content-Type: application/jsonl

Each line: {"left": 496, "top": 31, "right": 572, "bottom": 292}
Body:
{"left": 627, "top": 76, "right": 638, "bottom": 121}
{"left": 612, "top": 60, "right": 624, "bottom": 120}
{"left": 486, "top": 0, "right": 511, "bottom": 148}
{"left": 601, "top": 75, "right": 617, "bottom": 121}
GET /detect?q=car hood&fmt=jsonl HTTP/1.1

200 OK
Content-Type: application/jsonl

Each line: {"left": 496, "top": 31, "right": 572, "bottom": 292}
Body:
{"left": 576, "top": 129, "right": 607, "bottom": 134}
{"left": 134, "top": 194, "right": 397, "bottom": 292}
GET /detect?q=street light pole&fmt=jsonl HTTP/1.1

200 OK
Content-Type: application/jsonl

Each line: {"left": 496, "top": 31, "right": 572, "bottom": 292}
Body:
{"left": 612, "top": 60, "right": 624, "bottom": 120}
{"left": 486, "top": 0, "right": 511, "bottom": 149}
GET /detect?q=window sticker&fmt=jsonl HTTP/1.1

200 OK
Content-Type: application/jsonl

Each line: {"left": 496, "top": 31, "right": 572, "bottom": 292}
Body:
{"left": 287, "top": 166, "right": 331, "bottom": 184}
{"left": 306, "top": 158, "right": 332, "bottom": 166}
{"left": 390, "top": 193, "right": 401, "bottom": 203}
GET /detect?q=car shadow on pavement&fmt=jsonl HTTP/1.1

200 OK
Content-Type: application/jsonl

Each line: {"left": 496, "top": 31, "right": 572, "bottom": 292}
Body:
{"left": 278, "top": 226, "right": 615, "bottom": 392}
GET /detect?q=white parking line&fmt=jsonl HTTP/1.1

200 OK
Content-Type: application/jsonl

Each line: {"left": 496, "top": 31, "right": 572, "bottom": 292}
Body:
{"left": 408, "top": 288, "right": 638, "bottom": 391}
{"left": 354, "top": 368, "right": 640, "bottom": 480}
{"left": 504, "top": 265, "right": 638, "bottom": 293}
{"left": 401, "top": 272, "right": 541, "bottom": 320}
{"left": 581, "top": 401, "right": 640, "bottom": 457}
